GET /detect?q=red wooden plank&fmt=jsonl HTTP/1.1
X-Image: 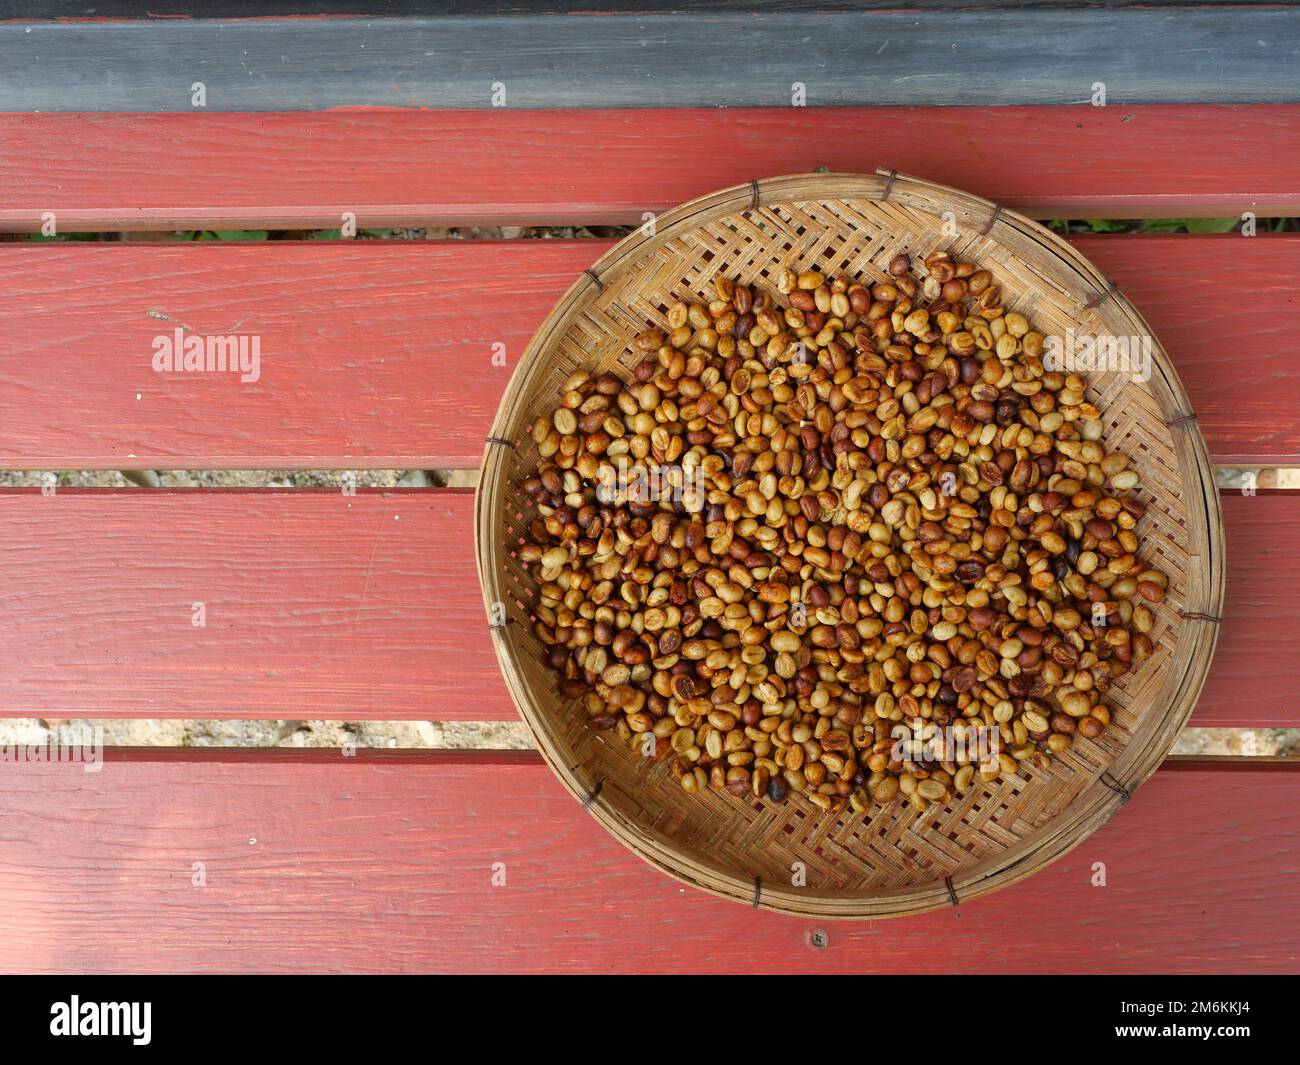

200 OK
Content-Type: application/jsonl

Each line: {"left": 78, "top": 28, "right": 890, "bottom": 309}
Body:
{"left": 0, "top": 751, "right": 1293, "bottom": 974}
{"left": 0, "top": 489, "right": 1291, "bottom": 727}
{"left": 1, "top": 107, "right": 1298, "bottom": 231}
{"left": 0, "top": 489, "right": 503, "bottom": 720}
{"left": 0, "top": 240, "right": 596, "bottom": 470}
{"left": 0, "top": 236, "right": 1297, "bottom": 470}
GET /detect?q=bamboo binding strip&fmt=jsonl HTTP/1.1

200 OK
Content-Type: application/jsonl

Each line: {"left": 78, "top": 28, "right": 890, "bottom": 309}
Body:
{"left": 475, "top": 172, "right": 1224, "bottom": 918}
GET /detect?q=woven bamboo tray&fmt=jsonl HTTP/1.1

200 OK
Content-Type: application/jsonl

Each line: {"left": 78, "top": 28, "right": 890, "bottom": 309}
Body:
{"left": 475, "top": 171, "right": 1224, "bottom": 918}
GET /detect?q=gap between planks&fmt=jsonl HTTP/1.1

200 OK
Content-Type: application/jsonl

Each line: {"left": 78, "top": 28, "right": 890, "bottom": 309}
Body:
{"left": 2, "top": 470, "right": 1298, "bottom": 488}
{"left": 1, "top": 747, "right": 1292, "bottom": 769}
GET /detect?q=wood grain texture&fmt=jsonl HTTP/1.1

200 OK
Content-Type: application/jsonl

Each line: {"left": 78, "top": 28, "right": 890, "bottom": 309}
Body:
{"left": 0, "top": 751, "right": 1293, "bottom": 973}
{"left": 1, "top": 236, "right": 1297, "bottom": 470}
{"left": 3, "top": 107, "right": 1299, "bottom": 230}
{"left": 1, "top": 11, "right": 1298, "bottom": 111}
{"left": 0, "top": 489, "right": 503, "bottom": 719}
{"left": 0, "top": 489, "right": 1289, "bottom": 726}
{"left": 0, "top": 241, "right": 599, "bottom": 470}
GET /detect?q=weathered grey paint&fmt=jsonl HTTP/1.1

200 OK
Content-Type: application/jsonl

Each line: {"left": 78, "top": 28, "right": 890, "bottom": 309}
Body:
{"left": 0, "top": 10, "right": 1296, "bottom": 111}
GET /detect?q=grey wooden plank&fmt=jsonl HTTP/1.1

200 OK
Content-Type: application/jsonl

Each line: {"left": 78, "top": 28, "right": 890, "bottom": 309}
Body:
{"left": 0, "top": 10, "right": 1297, "bottom": 111}
{"left": 0, "top": 1, "right": 1274, "bottom": 13}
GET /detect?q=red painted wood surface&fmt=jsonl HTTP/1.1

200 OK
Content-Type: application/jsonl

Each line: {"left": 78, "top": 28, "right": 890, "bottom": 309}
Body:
{"left": 1, "top": 107, "right": 1298, "bottom": 231}
{"left": 0, "top": 489, "right": 1289, "bottom": 727}
{"left": 1, "top": 236, "right": 1297, "bottom": 470}
{"left": 0, "top": 751, "right": 1293, "bottom": 974}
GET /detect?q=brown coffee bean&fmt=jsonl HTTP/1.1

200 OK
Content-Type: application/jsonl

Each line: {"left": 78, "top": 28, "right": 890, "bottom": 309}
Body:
{"left": 1077, "top": 716, "right": 1105, "bottom": 739}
